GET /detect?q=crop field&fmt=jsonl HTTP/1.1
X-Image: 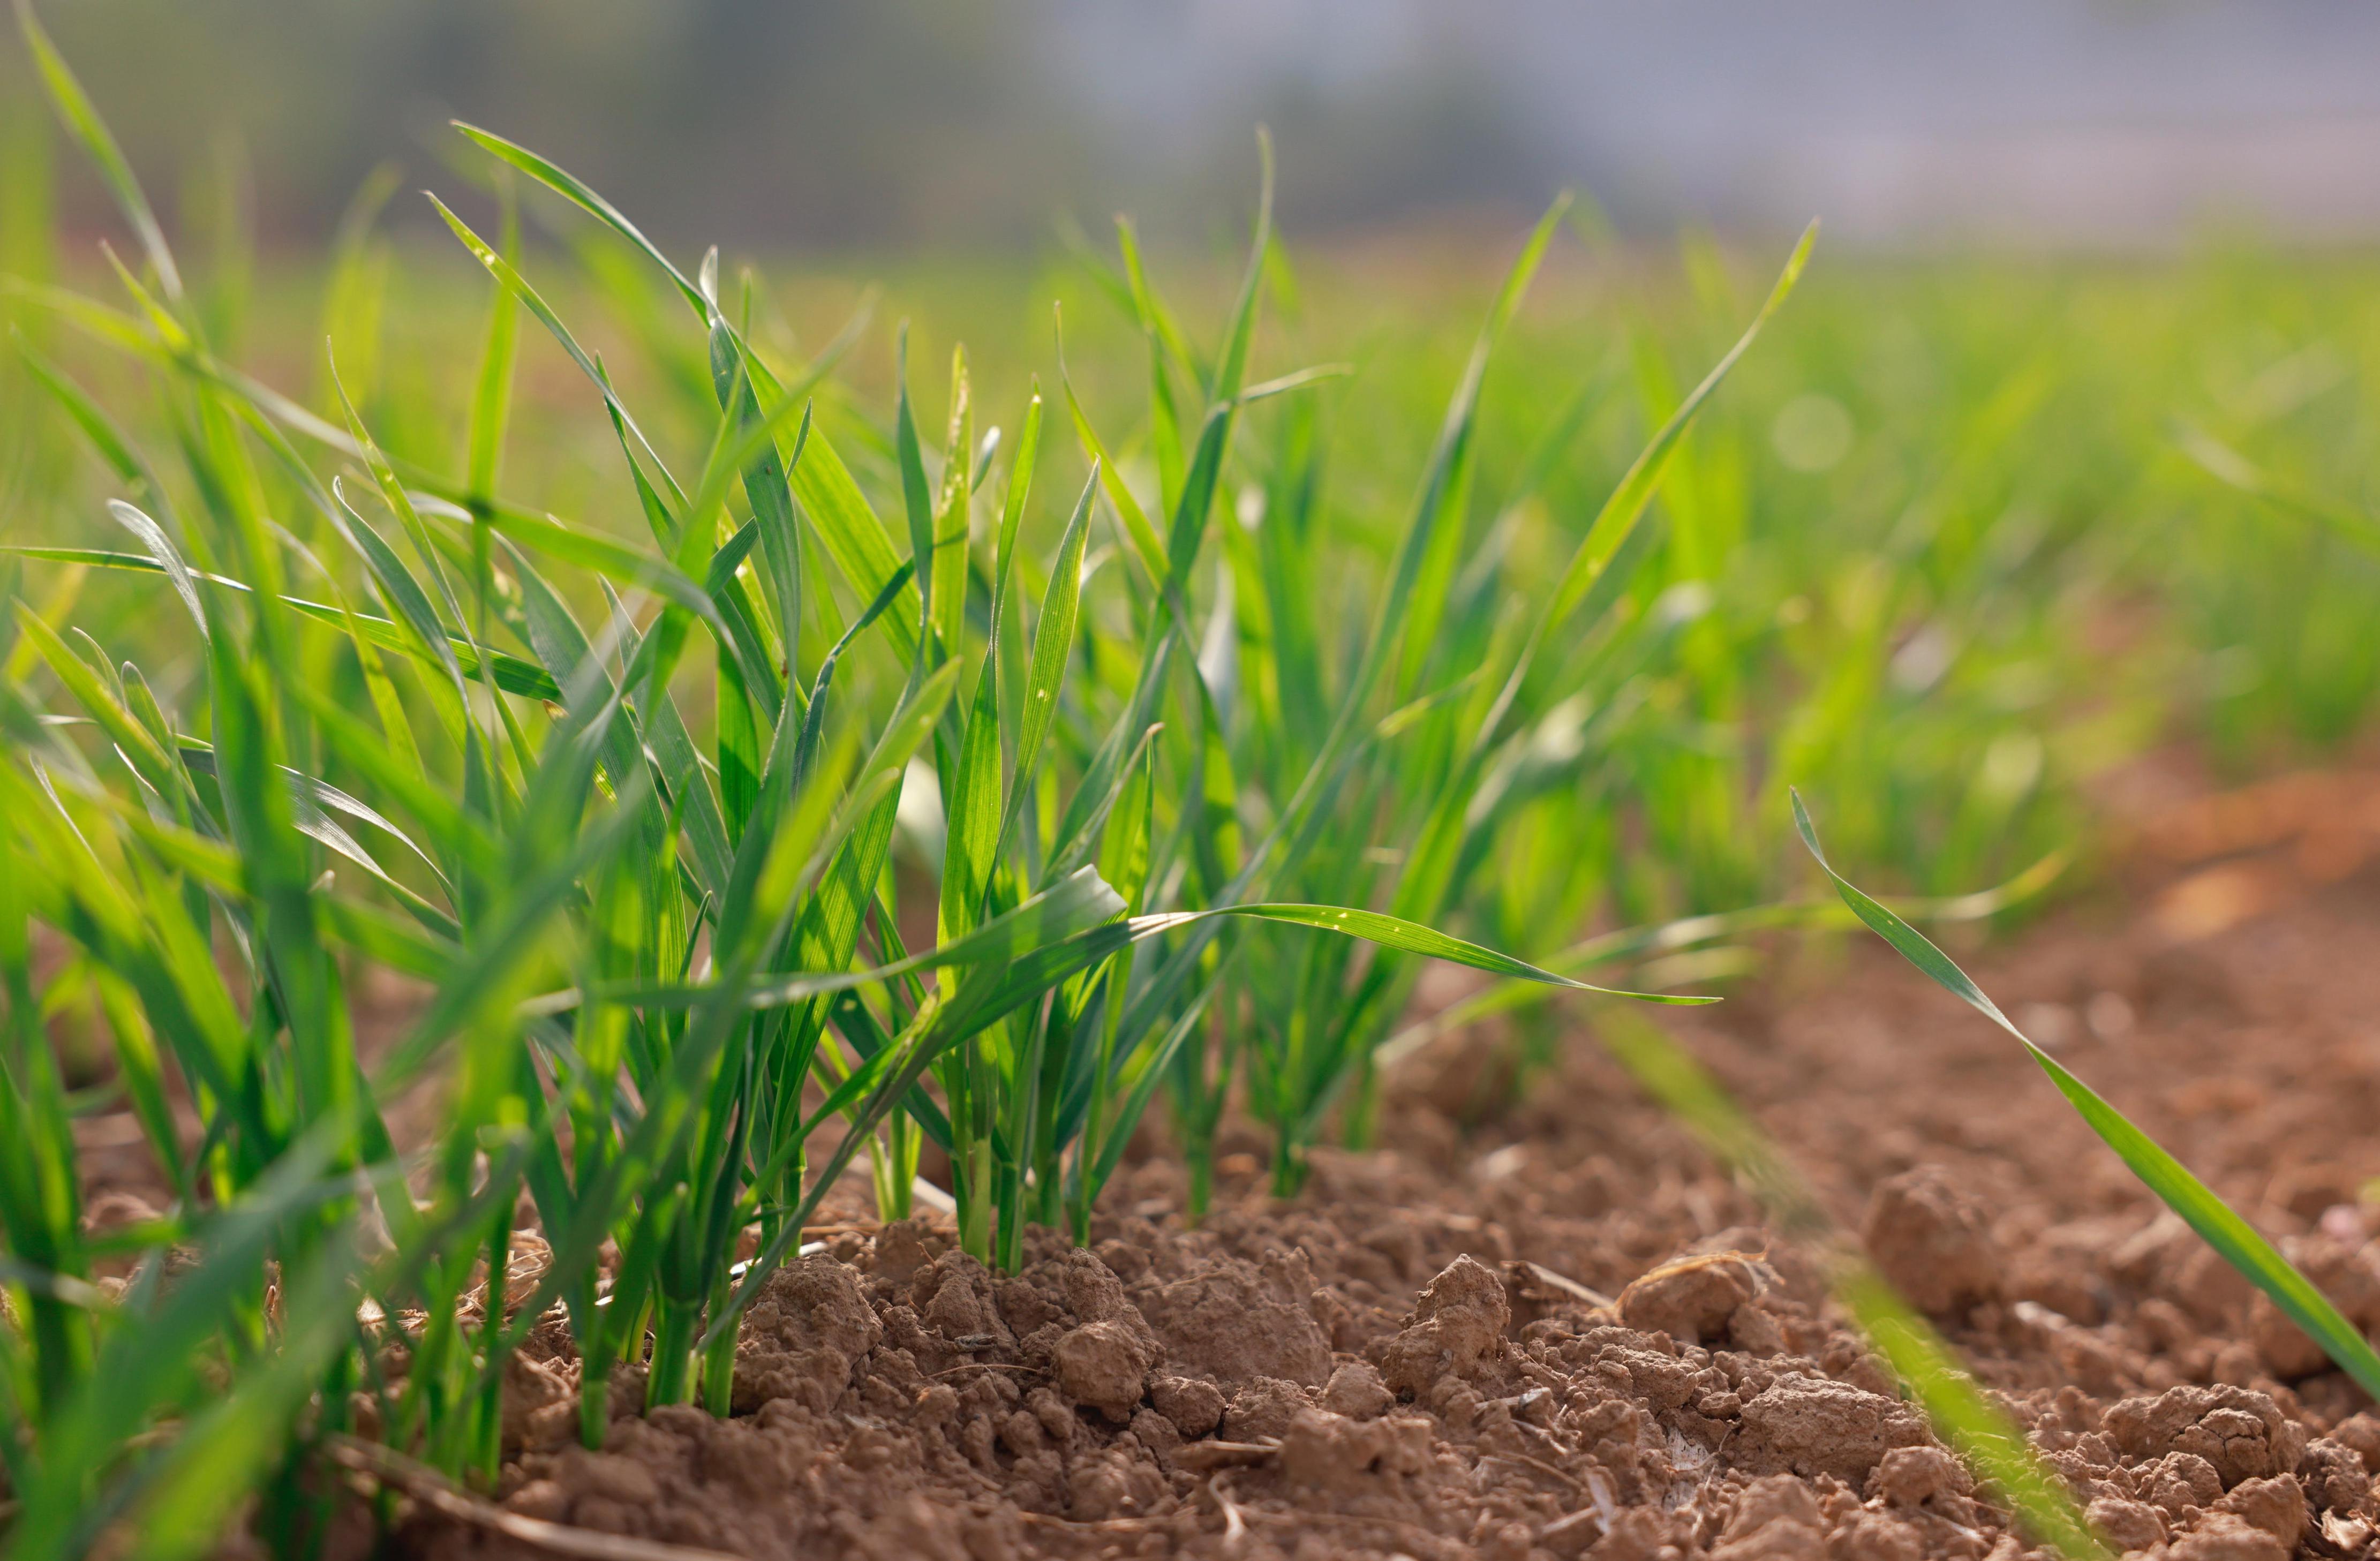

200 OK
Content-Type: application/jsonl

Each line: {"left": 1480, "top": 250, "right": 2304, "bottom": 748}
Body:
{"left": 12, "top": 9, "right": 2380, "bottom": 1561}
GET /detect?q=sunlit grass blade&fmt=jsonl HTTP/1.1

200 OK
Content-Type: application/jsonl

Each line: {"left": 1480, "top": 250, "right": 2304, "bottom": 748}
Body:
{"left": 1387, "top": 850, "right": 2070, "bottom": 1061}
{"left": 2174, "top": 421, "right": 2380, "bottom": 553}
{"left": 1793, "top": 789, "right": 2380, "bottom": 1400}
{"left": 425, "top": 192, "right": 681, "bottom": 502}
{"left": 12, "top": 333, "right": 174, "bottom": 514}
{"left": 1134, "top": 903, "right": 1718, "bottom": 1003}
{"left": 464, "top": 178, "right": 520, "bottom": 504}
{"left": 1505, "top": 220, "right": 1819, "bottom": 722}
{"left": 451, "top": 120, "right": 705, "bottom": 318}
{"left": 7, "top": 546, "right": 566, "bottom": 701}
{"left": 15, "top": 0, "right": 182, "bottom": 304}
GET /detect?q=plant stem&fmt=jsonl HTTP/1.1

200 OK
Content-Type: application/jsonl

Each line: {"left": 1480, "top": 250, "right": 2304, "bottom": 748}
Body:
{"left": 698, "top": 1279, "right": 738, "bottom": 1416}
{"left": 1269, "top": 1135, "right": 1307, "bottom": 1201}
{"left": 644, "top": 1300, "right": 698, "bottom": 1407}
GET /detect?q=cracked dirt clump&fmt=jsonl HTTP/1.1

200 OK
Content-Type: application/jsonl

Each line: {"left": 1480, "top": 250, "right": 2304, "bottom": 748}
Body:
{"left": 1377, "top": 1251, "right": 1509, "bottom": 1396}
{"left": 1861, "top": 1166, "right": 2006, "bottom": 1318}
{"left": 2102, "top": 1383, "right": 2309, "bottom": 1488}
{"left": 1731, "top": 1373, "right": 1932, "bottom": 1482}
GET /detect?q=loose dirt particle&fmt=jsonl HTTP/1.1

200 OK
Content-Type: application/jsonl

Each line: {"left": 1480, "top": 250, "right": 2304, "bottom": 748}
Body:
{"left": 2166, "top": 1513, "right": 2290, "bottom": 1560}
{"left": 1831, "top": 1511, "right": 1925, "bottom": 1561}
{"left": 1864, "top": 1444, "right": 1969, "bottom": 1509}
{"left": 2103, "top": 1384, "right": 2307, "bottom": 1488}
{"left": 1148, "top": 1374, "right": 1225, "bottom": 1438}
{"left": 1732, "top": 1375, "right": 1931, "bottom": 1482}
{"left": 1276, "top": 1407, "right": 1431, "bottom": 1492}
{"left": 2211, "top": 1472, "right": 2307, "bottom": 1545}
{"left": 732, "top": 1255, "right": 883, "bottom": 1415}
{"left": 2087, "top": 1495, "right": 2168, "bottom": 1553}
{"left": 1616, "top": 1249, "right": 1761, "bottom": 1344}
{"left": 1710, "top": 1474, "right": 1826, "bottom": 1560}
{"left": 1050, "top": 1319, "right": 1156, "bottom": 1420}
{"left": 1134, "top": 1253, "right": 1330, "bottom": 1389}
{"left": 1861, "top": 1167, "right": 2005, "bottom": 1318}
{"left": 1377, "top": 1253, "right": 1509, "bottom": 1396}
{"left": 1219, "top": 1376, "right": 1309, "bottom": 1442}
{"left": 1318, "top": 1361, "right": 1394, "bottom": 1420}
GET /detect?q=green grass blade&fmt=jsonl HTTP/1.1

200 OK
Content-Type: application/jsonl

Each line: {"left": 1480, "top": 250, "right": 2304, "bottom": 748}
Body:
{"left": 329, "top": 481, "right": 467, "bottom": 693}
{"left": 2175, "top": 421, "right": 2380, "bottom": 553}
{"left": 600, "top": 862, "right": 1124, "bottom": 1015}
{"left": 425, "top": 192, "right": 682, "bottom": 501}
{"left": 12, "top": 333, "right": 169, "bottom": 506}
{"left": 788, "top": 428, "right": 920, "bottom": 665}
{"left": 929, "top": 346, "right": 974, "bottom": 660}
{"left": 1139, "top": 903, "right": 1717, "bottom": 1003}
{"left": 1539, "top": 220, "right": 1817, "bottom": 636}
{"left": 5, "top": 547, "right": 565, "bottom": 699}
{"left": 16, "top": 0, "right": 182, "bottom": 303}
{"left": 938, "top": 651, "right": 1004, "bottom": 946}
{"left": 1793, "top": 790, "right": 2380, "bottom": 1401}
{"left": 1836, "top": 1270, "right": 2109, "bottom": 1561}
{"left": 464, "top": 179, "right": 521, "bottom": 503}
{"left": 3, "top": 1134, "right": 350, "bottom": 1558}
{"left": 893, "top": 326, "right": 938, "bottom": 643}
{"left": 451, "top": 121, "right": 705, "bottom": 318}
{"left": 706, "top": 324, "right": 805, "bottom": 683}
{"left": 1208, "top": 127, "right": 1274, "bottom": 405}
{"left": 1115, "top": 217, "right": 1186, "bottom": 510}
{"left": 995, "top": 466, "right": 1095, "bottom": 863}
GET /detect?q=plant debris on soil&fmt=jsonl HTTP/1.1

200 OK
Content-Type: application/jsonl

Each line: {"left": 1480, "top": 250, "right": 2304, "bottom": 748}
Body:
{"left": 265, "top": 763, "right": 2380, "bottom": 1558}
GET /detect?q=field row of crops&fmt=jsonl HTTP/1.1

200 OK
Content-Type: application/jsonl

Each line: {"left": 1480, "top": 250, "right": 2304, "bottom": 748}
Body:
{"left": 7, "top": 8, "right": 2380, "bottom": 1557}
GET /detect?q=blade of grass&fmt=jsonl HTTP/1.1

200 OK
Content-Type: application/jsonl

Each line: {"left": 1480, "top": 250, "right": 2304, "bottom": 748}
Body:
{"left": 1792, "top": 789, "right": 2380, "bottom": 1401}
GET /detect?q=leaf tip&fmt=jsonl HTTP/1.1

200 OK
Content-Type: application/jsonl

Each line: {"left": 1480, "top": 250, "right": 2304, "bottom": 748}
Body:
{"left": 1788, "top": 787, "right": 1829, "bottom": 870}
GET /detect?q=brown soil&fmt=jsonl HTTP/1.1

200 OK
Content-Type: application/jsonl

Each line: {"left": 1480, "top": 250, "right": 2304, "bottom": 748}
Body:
{"left": 333, "top": 765, "right": 2380, "bottom": 1556}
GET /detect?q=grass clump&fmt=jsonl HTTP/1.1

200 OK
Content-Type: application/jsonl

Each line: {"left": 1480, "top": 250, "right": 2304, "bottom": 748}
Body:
{"left": 0, "top": 12, "right": 1733, "bottom": 1551}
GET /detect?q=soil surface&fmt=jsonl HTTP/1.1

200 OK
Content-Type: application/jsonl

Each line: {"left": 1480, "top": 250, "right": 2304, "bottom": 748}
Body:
{"left": 345, "top": 764, "right": 2380, "bottom": 1557}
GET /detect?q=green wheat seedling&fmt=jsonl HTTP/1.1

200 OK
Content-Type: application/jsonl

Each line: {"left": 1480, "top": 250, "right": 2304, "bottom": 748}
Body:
{"left": 1027, "top": 184, "right": 1814, "bottom": 1205}
{"left": 0, "top": 9, "right": 1718, "bottom": 1552}
{"left": 1794, "top": 791, "right": 2380, "bottom": 1403}
{"left": 1214, "top": 216, "right": 1816, "bottom": 1196}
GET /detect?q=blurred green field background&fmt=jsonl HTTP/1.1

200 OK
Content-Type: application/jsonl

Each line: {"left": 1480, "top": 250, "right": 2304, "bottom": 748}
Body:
{"left": 15, "top": 8, "right": 2380, "bottom": 1548}
{"left": 14, "top": 153, "right": 2380, "bottom": 913}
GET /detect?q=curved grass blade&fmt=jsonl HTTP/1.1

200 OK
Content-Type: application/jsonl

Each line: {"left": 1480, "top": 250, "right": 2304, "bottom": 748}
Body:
{"left": 995, "top": 465, "right": 1096, "bottom": 859}
{"left": 1469, "top": 221, "right": 1819, "bottom": 769}
{"left": 174, "top": 743, "right": 450, "bottom": 896}
{"left": 2174, "top": 421, "right": 2380, "bottom": 554}
{"left": 13, "top": 334, "right": 171, "bottom": 511}
{"left": 589, "top": 863, "right": 1125, "bottom": 1014}
{"left": 5, "top": 546, "right": 567, "bottom": 702}
{"left": 1545, "top": 221, "right": 1816, "bottom": 633}
{"left": 1133, "top": 903, "right": 1718, "bottom": 1004}
{"left": 1792, "top": 789, "right": 2380, "bottom": 1401}
{"left": 426, "top": 192, "right": 681, "bottom": 501}
{"left": 104, "top": 507, "right": 207, "bottom": 642}
{"left": 452, "top": 121, "right": 705, "bottom": 318}
{"left": 16, "top": 0, "right": 182, "bottom": 303}
{"left": 1387, "top": 849, "right": 2070, "bottom": 1061}
{"left": 465, "top": 178, "right": 520, "bottom": 503}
